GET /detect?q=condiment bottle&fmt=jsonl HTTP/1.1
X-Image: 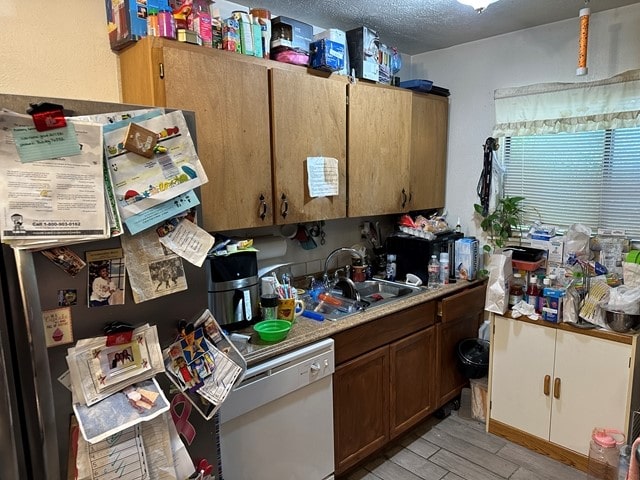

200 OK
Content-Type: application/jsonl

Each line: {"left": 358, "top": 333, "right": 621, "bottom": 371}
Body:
{"left": 526, "top": 274, "right": 541, "bottom": 312}
{"left": 509, "top": 272, "right": 524, "bottom": 309}
{"left": 538, "top": 277, "right": 551, "bottom": 315}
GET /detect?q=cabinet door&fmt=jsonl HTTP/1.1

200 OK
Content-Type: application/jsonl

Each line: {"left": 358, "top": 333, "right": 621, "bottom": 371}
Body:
{"left": 436, "top": 286, "right": 485, "bottom": 407}
{"left": 347, "top": 83, "right": 411, "bottom": 217}
{"left": 409, "top": 93, "right": 448, "bottom": 211}
{"left": 490, "top": 316, "right": 556, "bottom": 440}
{"left": 436, "top": 317, "right": 478, "bottom": 406}
{"left": 390, "top": 328, "right": 436, "bottom": 439}
{"left": 551, "top": 330, "right": 631, "bottom": 455}
{"left": 162, "top": 47, "right": 273, "bottom": 231}
{"left": 334, "top": 345, "right": 389, "bottom": 475}
{"left": 270, "top": 69, "right": 347, "bottom": 224}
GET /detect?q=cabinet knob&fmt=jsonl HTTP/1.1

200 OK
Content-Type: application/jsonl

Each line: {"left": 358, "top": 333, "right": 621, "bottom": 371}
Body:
{"left": 553, "top": 377, "right": 561, "bottom": 399}
{"left": 401, "top": 188, "right": 408, "bottom": 208}
{"left": 543, "top": 375, "right": 551, "bottom": 396}
{"left": 258, "top": 194, "right": 267, "bottom": 220}
{"left": 280, "top": 193, "right": 289, "bottom": 218}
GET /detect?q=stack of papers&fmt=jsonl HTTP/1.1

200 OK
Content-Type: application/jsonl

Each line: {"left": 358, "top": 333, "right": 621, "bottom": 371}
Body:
{"left": 0, "top": 111, "right": 109, "bottom": 249}
{"left": 66, "top": 324, "right": 165, "bottom": 406}
{"left": 163, "top": 310, "right": 246, "bottom": 420}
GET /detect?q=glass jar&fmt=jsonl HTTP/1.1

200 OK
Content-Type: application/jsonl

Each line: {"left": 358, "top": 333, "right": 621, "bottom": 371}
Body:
{"left": 260, "top": 294, "right": 278, "bottom": 320}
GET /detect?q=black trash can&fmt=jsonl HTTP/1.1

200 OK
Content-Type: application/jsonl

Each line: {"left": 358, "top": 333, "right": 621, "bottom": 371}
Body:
{"left": 456, "top": 338, "right": 490, "bottom": 379}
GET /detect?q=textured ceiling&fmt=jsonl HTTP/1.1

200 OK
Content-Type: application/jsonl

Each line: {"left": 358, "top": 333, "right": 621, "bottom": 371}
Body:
{"left": 229, "top": 0, "right": 638, "bottom": 55}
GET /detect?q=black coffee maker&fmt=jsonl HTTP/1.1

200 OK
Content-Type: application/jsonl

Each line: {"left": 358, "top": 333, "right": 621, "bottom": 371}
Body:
{"left": 207, "top": 251, "right": 260, "bottom": 331}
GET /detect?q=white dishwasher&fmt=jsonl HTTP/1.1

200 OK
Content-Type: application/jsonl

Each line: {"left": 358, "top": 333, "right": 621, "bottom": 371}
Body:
{"left": 219, "top": 338, "right": 335, "bottom": 480}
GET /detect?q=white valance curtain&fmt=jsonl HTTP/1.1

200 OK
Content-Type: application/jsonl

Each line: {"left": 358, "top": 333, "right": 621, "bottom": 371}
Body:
{"left": 493, "top": 69, "right": 640, "bottom": 137}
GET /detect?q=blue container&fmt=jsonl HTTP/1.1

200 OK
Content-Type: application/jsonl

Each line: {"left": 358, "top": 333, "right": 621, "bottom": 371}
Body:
{"left": 542, "top": 287, "right": 565, "bottom": 323}
{"left": 399, "top": 79, "right": 434, "bottom": 93}
{"left": 310, "top": 39, "right": 345, "bottom": 72}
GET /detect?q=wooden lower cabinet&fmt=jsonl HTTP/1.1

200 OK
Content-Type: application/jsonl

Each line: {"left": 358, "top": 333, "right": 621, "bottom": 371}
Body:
{"left": 334, "top": 328, "right": 436, "bottom": 475}
{"left": 390, "top": 328, "right": 437, "bottom": 439}
{"left": 333, "top": 286, "right": 486, "bottom": 476}
{"left": 334, "top": 345, "right": 390, "bottom": 475}
{"left": 332, "top": 302, "right": 437, "bottom": 475}
{"left": 436, "top": 283, "right": 487, "bottom": 406}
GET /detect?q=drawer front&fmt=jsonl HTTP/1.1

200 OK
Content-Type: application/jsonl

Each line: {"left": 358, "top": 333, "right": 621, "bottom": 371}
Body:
{"left": 440, "top": 283, "right": 486, "bottom": 323}
{"left": 334, "top": 301, "right": 436, "bottom": 365}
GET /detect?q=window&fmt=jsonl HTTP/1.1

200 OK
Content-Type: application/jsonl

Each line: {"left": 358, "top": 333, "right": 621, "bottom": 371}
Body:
{"left": 501, "top": 127, "right": 640, "bottom": 238}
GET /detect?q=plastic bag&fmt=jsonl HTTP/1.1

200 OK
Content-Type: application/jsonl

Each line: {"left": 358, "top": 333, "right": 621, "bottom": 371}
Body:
{"left": 564, "top": 223, "right": 592, "bottom": 263}
{"left": 623, "top": 262, "right": 640, "bottom": 288}
{"left": 484, "top": 250, "right": 513, "bottom": 314}
{"left": 605, "top": 285, "right": 640, "bottom": 315}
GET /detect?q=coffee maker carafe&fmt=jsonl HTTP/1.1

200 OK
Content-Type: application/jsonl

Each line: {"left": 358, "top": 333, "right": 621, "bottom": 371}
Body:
{"left": 207, "top": 251, "right": 260, "bottom": 331}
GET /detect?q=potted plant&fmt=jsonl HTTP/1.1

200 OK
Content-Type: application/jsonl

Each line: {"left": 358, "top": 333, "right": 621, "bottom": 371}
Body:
{"left": 473, "top": 195, "right": 525, "bottom": 253}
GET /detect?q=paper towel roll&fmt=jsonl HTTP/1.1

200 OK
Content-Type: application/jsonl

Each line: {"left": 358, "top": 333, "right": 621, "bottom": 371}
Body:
{"left": 254, "top": 235, "right": 287, "bottom": 261}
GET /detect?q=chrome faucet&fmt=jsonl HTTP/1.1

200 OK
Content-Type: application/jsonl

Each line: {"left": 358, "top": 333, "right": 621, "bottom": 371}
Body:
{"left": 323, "top": 247, "right": 365, "bottom": 285}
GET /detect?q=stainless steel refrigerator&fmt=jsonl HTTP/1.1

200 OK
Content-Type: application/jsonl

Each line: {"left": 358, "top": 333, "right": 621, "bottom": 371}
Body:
{"left": 0, "top": 94, "right": 217, "bottom": 479}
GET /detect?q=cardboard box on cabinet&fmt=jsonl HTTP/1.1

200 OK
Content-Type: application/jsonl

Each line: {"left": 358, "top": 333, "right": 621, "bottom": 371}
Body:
{"left": 310, "top": 39, "right": 345, "bottom": 72}
{"left": 105, "top": 0, "right": 149, "bottom": 51}
{"left": 346, "top": 26, "right": 380, "bottom": 81}
{"left": 271, "top": 16, "right": 313, "bottom": 54}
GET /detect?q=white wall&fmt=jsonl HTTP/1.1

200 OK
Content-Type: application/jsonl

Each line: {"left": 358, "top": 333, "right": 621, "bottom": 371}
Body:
{"left": 410, "top": 4, "right": 640, "bottom": 244}
{"left": 0, "top": 0, "right": 120, "bottom": 101}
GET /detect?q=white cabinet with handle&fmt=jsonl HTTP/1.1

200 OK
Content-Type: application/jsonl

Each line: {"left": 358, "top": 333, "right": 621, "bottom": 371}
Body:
{"left": 489, "top": 314, "right": 640, "bottom": 471}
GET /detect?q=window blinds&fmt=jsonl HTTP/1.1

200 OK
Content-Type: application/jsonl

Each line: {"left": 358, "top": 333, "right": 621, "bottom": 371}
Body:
{"left": 502, "top": 127, "right": 640, "bottom": 238}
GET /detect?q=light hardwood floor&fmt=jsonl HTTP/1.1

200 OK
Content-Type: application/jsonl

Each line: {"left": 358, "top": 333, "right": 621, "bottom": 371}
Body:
{"left": 347, "top": 411, "right": 586, "bottom": 480}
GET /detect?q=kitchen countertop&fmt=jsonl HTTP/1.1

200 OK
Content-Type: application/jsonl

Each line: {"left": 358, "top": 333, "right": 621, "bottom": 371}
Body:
{"left": 234, "top": 279, "right": 486, "bottom": 367}
{"left": 497, "top": 311, "right": 637, "bottom": 344}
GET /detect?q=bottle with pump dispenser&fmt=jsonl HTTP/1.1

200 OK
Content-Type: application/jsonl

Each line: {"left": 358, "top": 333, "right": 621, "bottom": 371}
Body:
{"left": 428, "top": 254, "right": 440, "bottom": 289}
{"left": 385, "top": 254, "right": 397, "bottom": 281}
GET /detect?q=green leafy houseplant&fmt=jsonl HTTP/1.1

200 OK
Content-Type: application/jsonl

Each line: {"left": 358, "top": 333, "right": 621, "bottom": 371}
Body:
{"left": 474, "top": 196, "right": 525, "bottom": 252}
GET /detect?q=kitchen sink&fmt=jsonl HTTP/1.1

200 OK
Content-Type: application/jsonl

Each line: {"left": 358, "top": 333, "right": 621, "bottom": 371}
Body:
{"left": 354, "top": 279, "right": 419, "bottom": 302}
{"left": 303, "top": 278, "right": 425, "bottom": 321}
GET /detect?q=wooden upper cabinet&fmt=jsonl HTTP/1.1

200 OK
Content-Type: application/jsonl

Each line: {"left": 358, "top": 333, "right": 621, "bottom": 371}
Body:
{"left": 270, "top": 68, "right": 347, "bottom": 224}
{"left": 409, "top": 93, "right": 448, "bottom": 211}
{"left": 347, "top": 82, "right": 412, "bottom": 217}
{"left": 119, "top": 38, "right": 273, "bottom": 232}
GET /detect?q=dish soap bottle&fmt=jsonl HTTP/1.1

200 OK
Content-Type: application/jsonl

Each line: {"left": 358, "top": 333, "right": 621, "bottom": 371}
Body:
{"left": 385, "top": 254, "right": 396, "bottom": 281}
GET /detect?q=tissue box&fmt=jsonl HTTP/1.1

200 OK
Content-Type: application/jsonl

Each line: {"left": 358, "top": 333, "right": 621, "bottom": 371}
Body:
{"left": 271, "top": 16, "right": 313, "bottom": 54}
{"left": 530, "top": 236, "right": 564, "bottom": 265}
{"left": 455, "top": 238, "right": 479, "bottom": 281}
{"left": 105, "top": 0, "right": 148, "bottom": 51}
{"left": 310, "top": 39, "right": 345, "bottom": 72}
{"left": 346, "top": 26, "right": 380, "bottom": 82}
